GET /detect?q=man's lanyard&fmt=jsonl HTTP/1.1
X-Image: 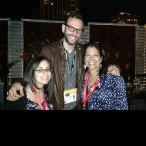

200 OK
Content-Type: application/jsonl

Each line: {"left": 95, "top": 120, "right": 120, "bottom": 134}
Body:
{"left": 82, "top": 72, "right": 99, "bottom": 108}
{"left": 32, "top": 83, "right": 49, "bottom": 110}
{"left": 64, "top": 49, "right": 76, "bottom": 76}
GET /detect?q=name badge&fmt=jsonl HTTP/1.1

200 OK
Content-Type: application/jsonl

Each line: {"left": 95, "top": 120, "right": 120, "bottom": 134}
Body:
{"left": 64, "top": 88, "right": 77, "bottom": 104}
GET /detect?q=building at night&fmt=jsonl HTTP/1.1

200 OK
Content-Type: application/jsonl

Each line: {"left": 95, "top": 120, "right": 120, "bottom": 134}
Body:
{"left": 40, "top": 0, "right": 79, "bottom": 20}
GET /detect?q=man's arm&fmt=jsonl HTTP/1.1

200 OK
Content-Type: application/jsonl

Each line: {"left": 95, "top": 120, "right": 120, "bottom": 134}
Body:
{"left": 6, "top": 82, "right": 24, "bottom": 101}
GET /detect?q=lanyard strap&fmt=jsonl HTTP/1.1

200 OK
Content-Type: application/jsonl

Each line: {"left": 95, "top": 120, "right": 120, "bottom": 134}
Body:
{"left": 32, "top": 83, "right": 49, "bottom": 110}
{"left": 64, "top": 49, "right": 76, "bottom": 76}
{"left": 82, "top": 72, "right": 99, "bottom": 108}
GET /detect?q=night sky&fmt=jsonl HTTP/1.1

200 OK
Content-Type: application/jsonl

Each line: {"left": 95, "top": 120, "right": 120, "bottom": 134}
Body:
{"left": 0, "top": 0, "right": 146, "bottom": 25}
{"left": 79, "top": 0, "right": 146, "bottom": 25}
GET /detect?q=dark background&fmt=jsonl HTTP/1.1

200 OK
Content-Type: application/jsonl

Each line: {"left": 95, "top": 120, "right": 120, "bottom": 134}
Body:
{"left": 79, "top": 0, "right": 146, "bottom": 25}
{"left": 0, "top": 0, "right": 145, "bottom": 25}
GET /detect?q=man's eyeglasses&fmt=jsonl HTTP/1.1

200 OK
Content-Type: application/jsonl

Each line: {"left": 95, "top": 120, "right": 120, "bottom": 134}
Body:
{"left": 64, "top": 24, "right": 84, "bottom": 34}
{"left": 35, "top": 68, "right": 52, "bottom": 73}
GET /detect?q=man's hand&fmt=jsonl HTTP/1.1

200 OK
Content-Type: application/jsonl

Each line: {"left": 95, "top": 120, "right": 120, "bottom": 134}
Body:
{"left": 107, "top": 65, "right": 120, "bottom": 76}
{"left": 7, "top": 82, "right": 24, "bottom": 101}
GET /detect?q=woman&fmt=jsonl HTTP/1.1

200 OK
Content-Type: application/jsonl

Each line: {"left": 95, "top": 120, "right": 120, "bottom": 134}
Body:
{"left": 5, "top": 56, "right": 53, "bottom": 110}
{"left": 81, "top": 42, "right": 128, "bottom": 110}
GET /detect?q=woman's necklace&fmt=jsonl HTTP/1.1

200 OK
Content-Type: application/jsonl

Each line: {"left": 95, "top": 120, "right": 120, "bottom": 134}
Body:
{"left": 82, "top": 72, "right": 99, "bottom": 108}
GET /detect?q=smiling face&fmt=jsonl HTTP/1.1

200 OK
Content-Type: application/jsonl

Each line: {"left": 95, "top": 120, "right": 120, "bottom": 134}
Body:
{"left": 84, "top": 47, "right": 102, "bottom": 72}
{"left": 34, "top": 60, "right": 51, "bottom": 88}
{"left": 62, "top": 17, "right": 84, "bottom": 45}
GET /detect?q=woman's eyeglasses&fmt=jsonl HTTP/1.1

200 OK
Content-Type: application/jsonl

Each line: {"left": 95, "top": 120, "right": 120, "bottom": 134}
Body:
{"left": 35, "top": 68, "right": 52, "bottom": 73}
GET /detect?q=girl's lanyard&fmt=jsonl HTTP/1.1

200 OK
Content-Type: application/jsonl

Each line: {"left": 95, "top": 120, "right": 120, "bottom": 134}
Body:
{"left": 32, "top": 83, "right": 49, "bottom": 110}
{"left": 82, "top": 72, "right": 99, "bottom": 108}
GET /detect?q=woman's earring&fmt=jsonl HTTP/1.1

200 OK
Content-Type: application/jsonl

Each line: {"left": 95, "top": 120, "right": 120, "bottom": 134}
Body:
{"left": 84, "top": 65, "right": 86, "bottom": 69}
{"left": 99, "top": 63, "right": 102, "bottom": 69}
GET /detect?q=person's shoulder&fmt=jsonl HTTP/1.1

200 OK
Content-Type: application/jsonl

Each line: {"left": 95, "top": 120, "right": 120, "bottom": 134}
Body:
{"left": 105, "top": 74, "right": 124, "bottom": 80}
{"left": 102, "top": 74, "right": 125, "bottom": 87}
{"left": 5, "top": 95, "right": 27, "bottom": 110}
{"left": 77, "top": 42, "right": 84, "bottom": 48}
{"left": 45, "top": 40, "right": 59, "bottom": 47}
{"left": 76, "top": 42, "right": 84, "bottom": 54}
{"left": 41, "top": 40, "right": 60, "bottom": 53}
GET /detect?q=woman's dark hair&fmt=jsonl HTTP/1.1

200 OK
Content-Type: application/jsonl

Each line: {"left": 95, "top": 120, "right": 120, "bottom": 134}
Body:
{"left": 83, "top": 42, "right": 108, "bottom": 76}
{"left": 23, "top": 56, "right": 53, "bottom": 101}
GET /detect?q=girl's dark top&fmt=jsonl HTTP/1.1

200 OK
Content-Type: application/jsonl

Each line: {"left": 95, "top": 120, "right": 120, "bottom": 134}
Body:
{"left": 5, "top": 90, "right": 53, "bottom": 110}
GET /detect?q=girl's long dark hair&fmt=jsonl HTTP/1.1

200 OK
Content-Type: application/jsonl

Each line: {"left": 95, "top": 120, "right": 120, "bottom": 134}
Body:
{"left": 23, "top": 56, "right": 53, "bottom": 101}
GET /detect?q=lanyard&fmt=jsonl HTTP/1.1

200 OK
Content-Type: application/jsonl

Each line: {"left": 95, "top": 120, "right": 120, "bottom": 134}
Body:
{"left": 32, "top": 83, "right": 49, "bottom": 110}
{"left": 64, "top": 49, "right": 76, "bottom": 76}
{"left": 82, "top": 72, "right": 99, "bottom": 108}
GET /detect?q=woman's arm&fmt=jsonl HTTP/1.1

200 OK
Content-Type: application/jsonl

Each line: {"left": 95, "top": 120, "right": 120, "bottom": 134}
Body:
{"left": 114, "top": 76, "right": 128, "bottom": 110}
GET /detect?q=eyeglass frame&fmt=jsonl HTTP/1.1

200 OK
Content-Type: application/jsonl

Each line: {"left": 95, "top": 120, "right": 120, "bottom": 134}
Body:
{"left": 35, "top": 68, "right": 52, "bottom": 74}
{"left": 64, "top": 23, "right": 84, "bottom": 34}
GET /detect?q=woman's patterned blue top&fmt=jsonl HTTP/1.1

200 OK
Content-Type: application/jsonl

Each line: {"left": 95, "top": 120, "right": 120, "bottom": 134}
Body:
{"left": 81, "top": 74, "right": 128, "bottom": 110}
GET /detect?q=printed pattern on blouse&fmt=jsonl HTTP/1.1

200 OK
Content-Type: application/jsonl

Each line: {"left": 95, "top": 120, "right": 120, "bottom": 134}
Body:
{"left": 26, "top": 98, "right": 53, "bottom": 110}
{"left": 81, "top": 74, "right": 128, "bottom": 110}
